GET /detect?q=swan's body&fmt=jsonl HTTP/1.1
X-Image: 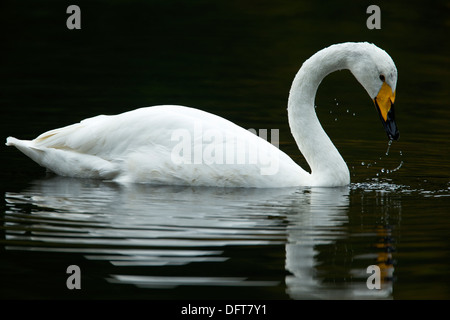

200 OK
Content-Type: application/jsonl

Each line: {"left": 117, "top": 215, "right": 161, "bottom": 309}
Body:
{"left": 6, "top": 42, "right": 399, "bottom": 188}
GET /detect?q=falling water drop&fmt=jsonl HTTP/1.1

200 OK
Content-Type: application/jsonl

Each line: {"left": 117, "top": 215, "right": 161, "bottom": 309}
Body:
{"left": 391, "top": 160, "right": 404, "bottom": 173}
{"left": 385, "top": 139, "right": 393, "bottom": 156}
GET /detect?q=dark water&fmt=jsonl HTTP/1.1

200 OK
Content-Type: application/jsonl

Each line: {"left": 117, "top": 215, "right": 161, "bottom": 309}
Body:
{"left": 1, "top": 1, "right": 449, "bottom": 300}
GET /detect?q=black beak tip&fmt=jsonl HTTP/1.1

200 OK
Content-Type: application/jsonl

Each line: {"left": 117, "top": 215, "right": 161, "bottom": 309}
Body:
{"left": 388, "top": 130, "right": 400, "bottom": 141}
{"left": 384, "top": 105, "right": 399, "bottom": 141}
{"left": 374, "top": 99, "right": 400, "bottom": 142}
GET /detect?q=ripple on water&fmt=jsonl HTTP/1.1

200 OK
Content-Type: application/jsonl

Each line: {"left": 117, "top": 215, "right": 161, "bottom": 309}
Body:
{"left": 351, "top": 178, "right": 450, "bottom": 198}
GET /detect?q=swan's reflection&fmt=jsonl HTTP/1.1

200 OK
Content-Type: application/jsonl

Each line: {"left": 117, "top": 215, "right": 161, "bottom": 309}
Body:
{"left": 3, "top": 176, "right": 393, "bottom": 299}
{"left": 285, "top": 187, "right": 393, "bottom": 299}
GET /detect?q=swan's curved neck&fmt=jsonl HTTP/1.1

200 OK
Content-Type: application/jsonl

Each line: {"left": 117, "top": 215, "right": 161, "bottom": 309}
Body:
{"left": 288, "top": 45, "right": 351, "bottom": 186}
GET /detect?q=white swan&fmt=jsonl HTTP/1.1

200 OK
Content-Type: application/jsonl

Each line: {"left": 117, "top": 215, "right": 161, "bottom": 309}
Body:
{"left": 6, "top": 42, "right": 399, "bottom": 188}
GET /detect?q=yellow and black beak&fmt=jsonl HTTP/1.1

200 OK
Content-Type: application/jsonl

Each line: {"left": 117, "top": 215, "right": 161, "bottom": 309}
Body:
{"left": 374, "top": 82, "right": 399, "bottom": 140}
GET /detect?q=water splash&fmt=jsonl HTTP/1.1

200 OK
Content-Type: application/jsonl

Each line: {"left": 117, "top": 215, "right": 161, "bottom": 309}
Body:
{"left": 357, "top": 140, "right": 404, "bottom": 180}
{"left": 351, "top": 179, "right": 450, "bottom": 198}
{"left": 329, "top": 98, "right": 357, "bottom": 119}
{"left": 351, "top": 180, "right": 407, "bottom": 193}
{"left": 389, "top": 160, "right": 404, "bottom": 173}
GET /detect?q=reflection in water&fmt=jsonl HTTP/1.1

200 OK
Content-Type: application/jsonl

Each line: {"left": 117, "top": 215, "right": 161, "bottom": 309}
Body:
{"left": 285, "top": 187, "right": 393, "bottom": 299}
{"left": 3, "top": 176, "right": 394, "bottom": 299}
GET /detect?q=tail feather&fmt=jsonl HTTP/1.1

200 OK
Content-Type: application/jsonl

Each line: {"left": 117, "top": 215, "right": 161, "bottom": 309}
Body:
{"left": 6, "top": 137, "right": 45, "bottom": 164}
{"left": 6, "top": 136, "right": 119, "bottom": 180}
{"left": 6, "top": 136, "right": 19, "bottom": 146}
{"left": 6, "top": 136, "right": 36, "bottom": 150}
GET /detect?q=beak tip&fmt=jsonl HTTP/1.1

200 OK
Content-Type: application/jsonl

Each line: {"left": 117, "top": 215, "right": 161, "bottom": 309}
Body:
{"left": 388, "top": 131, "right": 400, "bottom": 141}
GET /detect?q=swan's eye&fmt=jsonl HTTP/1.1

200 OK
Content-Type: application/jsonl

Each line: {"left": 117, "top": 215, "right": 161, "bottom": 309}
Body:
{"left": 379, "top": 74, "right": 385, "bottom": 82}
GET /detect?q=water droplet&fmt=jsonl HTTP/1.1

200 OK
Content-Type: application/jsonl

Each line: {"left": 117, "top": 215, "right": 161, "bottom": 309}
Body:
{"left": 399, "top": 151, "right": 402, "bottom": 156}
{"left": 361, "top": 162, "right": 365, "bottom": 166}
{"left": 346, "top": 109, "right": 349, "bottom": 113}
{"left": 385, "top": 140, "right": 392, "bottom": 156}
{"left": 334, "top": 118, "right": 338, "bottom": 121}
{"left": 352, "top": 113, "right": 356, "bottom": 116}
{"left": 330, "top": 110, "right": 332, "bottom": 114}
{"left": 381, "top": 168, "right": 385, "bottom": 173}
{"left": 391, "top": 160, "right": 404, "bottom": 172}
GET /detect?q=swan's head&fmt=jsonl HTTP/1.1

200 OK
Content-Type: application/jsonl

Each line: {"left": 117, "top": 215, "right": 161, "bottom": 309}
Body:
{"left": 347, "top": 43, "right": 399, "bottom": 141}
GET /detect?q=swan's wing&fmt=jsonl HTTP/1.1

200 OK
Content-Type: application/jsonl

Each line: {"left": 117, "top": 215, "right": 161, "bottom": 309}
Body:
{"left": 33, "top": 116, "right": 106, "bottom": 152}
{"left": 32, "top": 113, "right": 142, "bottom": 157}
{"left": 31, "top": 106, "right": 235, "bottom": 157}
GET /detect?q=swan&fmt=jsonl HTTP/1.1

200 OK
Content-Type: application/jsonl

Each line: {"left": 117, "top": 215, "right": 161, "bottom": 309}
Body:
{"left": 6, "top": 42, "right": 399, "bottom": 188}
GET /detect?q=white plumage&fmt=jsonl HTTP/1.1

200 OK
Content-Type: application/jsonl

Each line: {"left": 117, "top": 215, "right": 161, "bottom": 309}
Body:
{"left": 6, "top": 42, "right": 398, "bottom": 187}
